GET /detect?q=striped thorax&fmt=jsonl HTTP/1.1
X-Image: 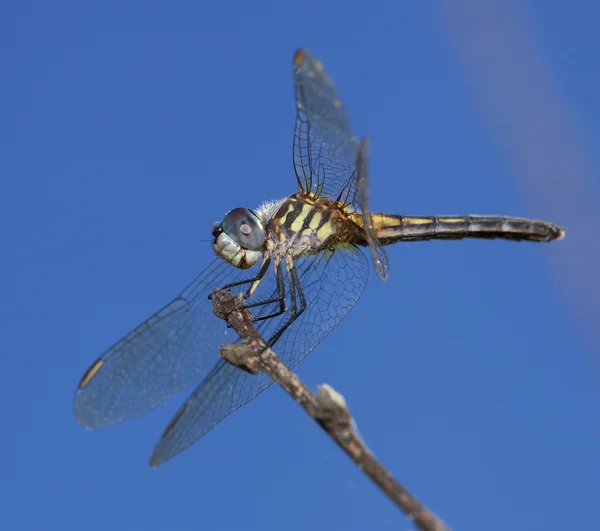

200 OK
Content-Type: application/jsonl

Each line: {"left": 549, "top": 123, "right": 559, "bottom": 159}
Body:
{"left": 267, "top": 194, "right": 359, "bottom": 260}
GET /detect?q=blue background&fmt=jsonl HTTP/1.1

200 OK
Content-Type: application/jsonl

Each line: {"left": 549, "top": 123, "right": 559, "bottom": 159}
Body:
{"left": 2, "top": 1, "right": 599, "bottom": 530}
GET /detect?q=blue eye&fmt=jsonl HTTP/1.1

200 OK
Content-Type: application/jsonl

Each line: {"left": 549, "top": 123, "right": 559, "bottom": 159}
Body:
{"left": 221, "top": 208, "right": 265, "bottom": 250}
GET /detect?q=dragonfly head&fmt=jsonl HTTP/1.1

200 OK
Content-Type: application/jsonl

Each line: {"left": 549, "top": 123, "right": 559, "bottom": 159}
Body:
{"left": 212, "top": 208, "right": 265, "bottom": 269}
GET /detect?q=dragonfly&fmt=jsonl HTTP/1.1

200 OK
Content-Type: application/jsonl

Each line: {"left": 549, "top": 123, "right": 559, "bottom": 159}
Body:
{"left": 74, "top": 49, "right": 565, "bottom": 467}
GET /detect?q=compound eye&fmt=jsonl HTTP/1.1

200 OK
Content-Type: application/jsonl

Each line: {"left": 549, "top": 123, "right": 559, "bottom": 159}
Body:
{"left": 221, "top": 208, "right": 265, "bottom": 250}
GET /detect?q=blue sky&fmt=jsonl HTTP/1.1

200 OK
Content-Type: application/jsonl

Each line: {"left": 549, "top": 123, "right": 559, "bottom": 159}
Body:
{"left": 2, "top": 1, "right": 599, "bottom": 530}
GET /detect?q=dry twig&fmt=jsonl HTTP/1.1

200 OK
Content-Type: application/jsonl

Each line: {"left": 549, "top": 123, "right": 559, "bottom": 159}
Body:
{"left": 212, "top": 289, "right": 449, "bottom": 531}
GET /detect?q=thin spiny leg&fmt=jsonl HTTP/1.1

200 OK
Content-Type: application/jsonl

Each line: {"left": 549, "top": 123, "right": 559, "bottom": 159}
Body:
{"left": 267, "top": 259, "right": 307, "bottom": 347}
{"left": 246, "top": 261, "right": 288, "bottom": 323}
{"left": 209, "top": 257, "right": 272, "bottom": 300}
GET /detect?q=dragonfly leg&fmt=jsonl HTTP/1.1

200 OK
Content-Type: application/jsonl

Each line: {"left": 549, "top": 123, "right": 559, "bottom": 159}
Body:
{"left": 244, "top": 260, "right": 288, "bottom": 323}
{"left": 209, "top": 257, "right": 272, "bottom": 301}
{"left": 267, "top": 259, "right": 307, "bottom": 347}
{"left": 211, "top": 257, "right": 285, "bottom": 327}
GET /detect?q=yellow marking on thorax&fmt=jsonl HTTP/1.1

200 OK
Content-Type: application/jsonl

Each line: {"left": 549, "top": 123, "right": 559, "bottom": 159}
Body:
{"left": 281, "top": 202, "right": 295, "bottom": 218}
{"left": 78, "top": 359, "right": 105, "bottom": 389}
{"left": 316, "top": 221, "right": 334, "bottom": 242}
{"left": 290, "top": 204, "right": 313, "bottom": 233}
{"left": 308, "top": 212, "right": 322, "bottom": 230}
{"left": 271, "top": 201, "right": 295, "bottom": 228}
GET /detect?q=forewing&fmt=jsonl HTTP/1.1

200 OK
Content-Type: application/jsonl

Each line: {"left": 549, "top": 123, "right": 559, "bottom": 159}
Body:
{"left": 150, "top": 244, "right": 369, "bottom": 466}
{"left": 73, "top": 257, "right": 260, "bottom": 428}
{"left": 292, "top": 49, "right": 360, "bottom": 204}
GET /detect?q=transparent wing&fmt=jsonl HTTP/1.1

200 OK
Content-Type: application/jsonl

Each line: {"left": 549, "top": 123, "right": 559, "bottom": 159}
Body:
{"left": 292, "top": 49, "right": 361, "bottom": 204}
{"left": 73, "top": 257, "right": 261, "bottom": 429}
{"left": 150, "top": 244, "right": 369, "bottom": 467}
{"left": 355, "top": 138, "right": 390, "bottom": 281}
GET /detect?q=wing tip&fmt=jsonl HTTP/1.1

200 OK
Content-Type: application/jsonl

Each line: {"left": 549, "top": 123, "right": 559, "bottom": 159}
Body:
{"left": 73, "top": 400, "right": 102, "bottom": 430}
{"left": 293, "top": 49, "right": 305, "bottom": 66}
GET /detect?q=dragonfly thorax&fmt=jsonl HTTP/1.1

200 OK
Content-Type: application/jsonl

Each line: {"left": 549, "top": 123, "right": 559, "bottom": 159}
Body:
{"left": 267, "top": 195, "right": 356, "bottom": 260}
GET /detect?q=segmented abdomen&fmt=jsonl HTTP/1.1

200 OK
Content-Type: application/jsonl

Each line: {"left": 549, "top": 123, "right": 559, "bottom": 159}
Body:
{"left": 370, "top": 214, "right": 565, "bottom": 244}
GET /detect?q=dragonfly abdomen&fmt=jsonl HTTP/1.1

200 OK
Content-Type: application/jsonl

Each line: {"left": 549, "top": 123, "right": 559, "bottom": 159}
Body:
{"left": 371, "top": 214, "right": 565, "bottom": 244}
